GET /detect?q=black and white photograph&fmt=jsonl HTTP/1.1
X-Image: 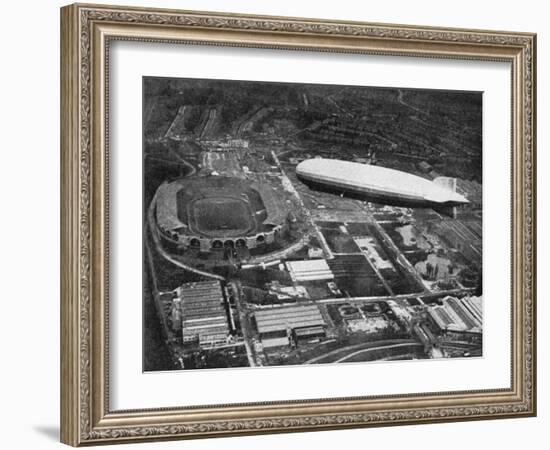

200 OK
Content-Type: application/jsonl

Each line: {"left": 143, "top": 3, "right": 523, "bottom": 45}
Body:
{"left": 143, "top": 77, "right": 483, "bottom": 372}
{"left": 0, "top": 0, "right": 543, "bottom": 447}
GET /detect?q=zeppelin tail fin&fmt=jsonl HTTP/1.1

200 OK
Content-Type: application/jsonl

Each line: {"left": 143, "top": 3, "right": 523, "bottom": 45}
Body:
{"left": 433, "top": 177, "right": 459, "bottom": 217}
{"left": 434, "top": 176, "right": 457, "bottom": 192}
{"left": 433, "top": 176, "right": 468, "bottom": 213}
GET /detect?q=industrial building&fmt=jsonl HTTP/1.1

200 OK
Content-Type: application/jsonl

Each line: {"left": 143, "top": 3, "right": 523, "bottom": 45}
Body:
{"left": 171, "top": 281, "right": 230, "bottom": 347}
{"left": 460, "top": 295, "right": 483, "bottom": 324}
{"left": 296, "top": 158, "right": 469, "bottom": 207}
{"left": 254, "top": 305, "right": 327, "bottom": 348}
{"left": 427, "top": 296, "right": 482, "bottom": 334}
{"left": 286, "top": 259, "right": 334, "bottom": 282}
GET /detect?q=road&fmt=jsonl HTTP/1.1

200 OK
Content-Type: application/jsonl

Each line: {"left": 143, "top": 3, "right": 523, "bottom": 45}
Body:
{"left": 333, "top": 342, "right": 423, "bottom": 363}
{"left": 246, "top": 286, "right": 475, "bottom": 310}
{"left": 304, "top": 339, "right": 419, "bottom": 364}
{"left": 200, "top": 108, "right": 218, "bottom": 139}
{"left": 272, "top": 150, "right": 334, "bottom": 259}
{"left": 144, "top": 230, "right": 175, "bottom": 342}
{"left": 230, "top": 280, "right": 260, "bottom": 367}
{"left": 165, "top": 105, "right": 188, "bottom": 139}
{"left": 439, "top": 341, "right": 481, "bottom": 351}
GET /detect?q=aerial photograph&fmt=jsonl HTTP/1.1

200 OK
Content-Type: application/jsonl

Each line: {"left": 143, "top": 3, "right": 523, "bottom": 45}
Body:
{"left": 143, "top": 76, "right": 483, "bottom": 372}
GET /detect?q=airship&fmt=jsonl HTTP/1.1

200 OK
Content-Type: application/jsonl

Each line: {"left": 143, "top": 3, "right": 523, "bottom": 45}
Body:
{"left": 295, "top": 158, "right": 468, "bottom": 216}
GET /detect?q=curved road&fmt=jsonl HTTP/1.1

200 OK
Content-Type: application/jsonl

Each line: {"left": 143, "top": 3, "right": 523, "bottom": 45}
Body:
{"left": 334, "top": 342, "right": 423, "bottom": 363}
{"left": 147, "top": 191, "right": 224, "bottom": 281}
{"left": 304, "top": 339, "right": 418, "bottom": 365}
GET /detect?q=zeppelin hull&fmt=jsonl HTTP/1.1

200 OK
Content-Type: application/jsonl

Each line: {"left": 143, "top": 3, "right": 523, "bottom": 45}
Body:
{"left": 295, "top": 158, "right": 468, "bottom": 210}
{"left": 297, "top": 173, "right": 434, "bottom": 208}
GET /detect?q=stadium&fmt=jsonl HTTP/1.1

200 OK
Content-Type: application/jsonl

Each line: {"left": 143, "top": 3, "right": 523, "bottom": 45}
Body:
{"left": 296, "top": 158, "right": 469, "bottom": 208}
{"left": 153, "top": 176, "right": 289, "bottom": 252}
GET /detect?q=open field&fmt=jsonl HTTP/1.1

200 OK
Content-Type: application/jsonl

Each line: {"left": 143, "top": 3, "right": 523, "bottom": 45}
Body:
{"left": 191, "top": 198, "right": 255, "bottom": 237}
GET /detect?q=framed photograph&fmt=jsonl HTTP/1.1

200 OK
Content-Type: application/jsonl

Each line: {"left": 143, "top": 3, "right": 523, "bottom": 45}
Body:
{"left": 60, "top": 3, "right": 536, "bottom": 446}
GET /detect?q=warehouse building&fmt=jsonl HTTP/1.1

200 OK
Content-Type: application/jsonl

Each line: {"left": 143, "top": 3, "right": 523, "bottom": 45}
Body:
{"left": 172, "top": 281, "right": 230, "bottom": 348}
{"left": 286, "top": 259, "right": 334, "bottom": 282}
{"left": 254, "top": 305, "right": 327, "bottom": 348}
{"left": 427, "top": 295, "right": 482, "bottom": 334}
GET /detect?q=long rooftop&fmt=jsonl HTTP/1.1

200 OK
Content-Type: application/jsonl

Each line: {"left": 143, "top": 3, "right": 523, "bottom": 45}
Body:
{"left": 254, "top": 305, "right": 325, "bottom": 334}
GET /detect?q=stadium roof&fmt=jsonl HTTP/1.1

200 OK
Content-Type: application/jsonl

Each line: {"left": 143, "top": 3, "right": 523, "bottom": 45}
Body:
{"left": 252, "top": 183, "right": 287, "bottom": 226}
{"left": 154, "top": 176, "right": 289, "bottom": 237}
{"left": 155, "top": 181, "right": 185, "bottom": 231}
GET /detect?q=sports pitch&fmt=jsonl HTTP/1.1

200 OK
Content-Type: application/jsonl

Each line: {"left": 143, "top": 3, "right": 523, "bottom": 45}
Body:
{"left": 189, "top": 197, "right": 256, "bottom": 237}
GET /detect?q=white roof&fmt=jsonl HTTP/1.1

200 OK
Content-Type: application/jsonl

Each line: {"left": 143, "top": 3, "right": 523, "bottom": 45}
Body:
{"left": 286, "top": 259, "right": 330, "bottom": 273}
{"left": 296, "top": 159, "right": 468, "bottom": 204}
{"left": 286, "top": 259, "right": 334, "bottom": 281}
{"left": 261, "top": 337, "right": 290, "bottom": 348}
{"left": 155, "top": 181, "right": 184, "bottom": 231}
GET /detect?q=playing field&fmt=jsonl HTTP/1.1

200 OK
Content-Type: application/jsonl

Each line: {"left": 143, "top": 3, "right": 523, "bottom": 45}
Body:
{"left": 190, "top": 197, "right": 255, "bottom": 237}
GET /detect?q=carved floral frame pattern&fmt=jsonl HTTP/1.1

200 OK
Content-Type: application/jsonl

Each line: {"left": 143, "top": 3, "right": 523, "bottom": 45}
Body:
{"left": 61, "top": 3, "right": 536, "bottom": 446}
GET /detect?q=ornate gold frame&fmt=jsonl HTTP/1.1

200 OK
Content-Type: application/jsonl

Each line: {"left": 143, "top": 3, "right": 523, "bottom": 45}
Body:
{"left": 60, "top": 3, "right": 536, "bottom": 446}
